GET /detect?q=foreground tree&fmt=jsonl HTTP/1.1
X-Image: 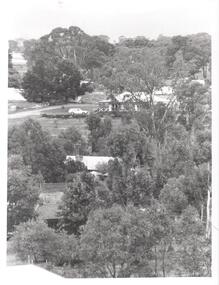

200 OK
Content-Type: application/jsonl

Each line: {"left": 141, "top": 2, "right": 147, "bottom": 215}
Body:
{"left": 174, "top": 206, "right": 211, "bottom": 276}
{"left": 11, "top": 220, "right": 78, "bottom": 265}
{"left": 8, "top": 119, "right": 66, "bottom": 182}
{"left": 79, "top": 205, "right": 154, "bottom": 277}
{"left": 7, "top": 166, "right": 40, "bottom": 232}
{"left": 22, "top": 59, "right": 83, "bottom": 103}
{"left": 59, "top": 172, "right": 96, "bottom": 234}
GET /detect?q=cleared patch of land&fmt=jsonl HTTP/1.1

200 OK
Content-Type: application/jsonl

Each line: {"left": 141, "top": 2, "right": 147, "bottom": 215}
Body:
{"left": 8, "top": 107, "right": 122, "bottom": 138}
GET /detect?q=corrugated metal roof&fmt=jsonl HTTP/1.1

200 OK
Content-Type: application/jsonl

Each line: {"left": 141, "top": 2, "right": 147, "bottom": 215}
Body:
{"left": 66, "top": 156, "right": 114, "bottom": 171}
{"left": 12, "top": 52, "right": 27, "bottom": 65}
{"left": 113, "top": 89, "right": 174, "bottom": 104}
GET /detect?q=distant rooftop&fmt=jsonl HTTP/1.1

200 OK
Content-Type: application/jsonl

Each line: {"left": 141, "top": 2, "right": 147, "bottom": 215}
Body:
{"left": 12, "top": 52, "right": 27, "bottom": 65}
{"left": 102, "top": 88, "right": 174, "bottom": 105}
{"left": 66, "top": 155, "right": 114, "bottom": 171}
{"left": 8, "top": 88, "right": 26, "bottom": 101}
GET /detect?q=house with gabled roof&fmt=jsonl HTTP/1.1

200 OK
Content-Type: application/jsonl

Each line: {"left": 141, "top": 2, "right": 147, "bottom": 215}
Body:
{"left": 98, "top": 85, "right": 175, "bottom": 112}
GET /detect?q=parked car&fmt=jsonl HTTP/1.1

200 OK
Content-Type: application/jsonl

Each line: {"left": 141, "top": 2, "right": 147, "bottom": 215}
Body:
{"left": 68, "top": 108, "right": 88, "bottom": 115}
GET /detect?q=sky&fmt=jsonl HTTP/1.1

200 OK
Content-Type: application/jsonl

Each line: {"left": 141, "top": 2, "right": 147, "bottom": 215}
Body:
{"left": 6, "top": 0, "right": 217, "bottom": 42}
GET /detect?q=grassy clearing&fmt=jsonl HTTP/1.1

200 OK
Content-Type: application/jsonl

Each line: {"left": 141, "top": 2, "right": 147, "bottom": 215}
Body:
{"left": 38, "top": 117, "right": 89, "bottom": 137}
{"left": 81, "top": 91, "right": 106, "bottom": 104}
{"left": 8, "top": 111, "right": 123, "bottom": 139}
{"left": 8, "top": 116, "right": 89, "bottom": 138}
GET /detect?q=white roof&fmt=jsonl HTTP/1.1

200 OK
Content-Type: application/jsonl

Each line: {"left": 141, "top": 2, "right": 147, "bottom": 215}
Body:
{"left": 66, "top": 155, "right": 114, "bottom": 171}
{"left": 8, "top": 88, "right": 26, "bottom": 101}
{"left": 12, "top": 52, "right": 27, "bottom": 65}
{"left": 153, "top": 86, "right": 173, "bottom": 95}
{"left": 114, "top": 89, "right": 174, "bottom": 105}
{"left": 191, "top": 79, "right": 205, "bottom": 85}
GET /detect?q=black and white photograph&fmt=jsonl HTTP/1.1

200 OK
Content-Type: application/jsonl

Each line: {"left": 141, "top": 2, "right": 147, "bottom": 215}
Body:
{"left": 1, "top": 0, "right": 219, "bottom": 282}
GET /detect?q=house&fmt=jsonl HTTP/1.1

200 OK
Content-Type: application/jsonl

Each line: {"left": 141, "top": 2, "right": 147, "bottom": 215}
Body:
{"left": 191, "top": 79, "right": 205, "bottom": 85}
{"left": 66, "top": 155, "right": 115, "bottom": 178}
{"left": 98, "top": 86, "right": 174, "bottom": 112}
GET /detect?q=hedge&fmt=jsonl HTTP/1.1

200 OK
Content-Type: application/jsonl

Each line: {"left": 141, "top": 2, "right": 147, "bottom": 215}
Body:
{"left": 41, "top": 113, "right": 87, "bottom": 119}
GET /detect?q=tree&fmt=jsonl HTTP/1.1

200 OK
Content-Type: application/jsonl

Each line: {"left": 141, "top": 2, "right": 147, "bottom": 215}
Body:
{"left": 11, "top": 220, "right": 78, "bottom": 265}
{"left": 176, "top": 81, "right": 210, "bottom": 131}
{"left": 59, "top": 172, "right": 96, "bottom": 234}
{"left": 7, "top": 167, "right": 40, "bottom": 232}
{"left": 65, "top": 159, "right": 87, "bottom": 177}
{"left": 8, "top": 119, "right": 66, "bottom": 182}
{"left": 178, "top": 163, "right": 210, "bottom": 223}
{"left": 8, "top": 49, "right": 22, "bottom": 88}
{"left": 159, "top": 177, "right": 188, "bottom": 216}
{"left": 126, "top": 168, "right": 155, "bottom": 207}
{"left": 107, "top": 123, "right": 147, "bottom": 168}
{"left": 57, "top": 126, "right": 87, "bottom": 155}
{"left": 22, "top": 59, "right": 83, "bottom": 103}
{"left": 134, "top": 103, "right": 176, "bottom": 143}
{"left": 143, "top": 201, "right": 174, "bottom": 277}
{"left": 174, "top": 206, "right": 211, "bottom": 276}
{"left": 79, "top": 205, "right": 154, "bottom": 277}
{"left": 86, "top": 113, "right": 112, "bottom": 153}
{"left": 153, "top": 123, "right": 192, "bottom": 181}
{"left": 100, "top": 47, "right": 173, "bottom": 140}
{"left": 23, "top": 26, "right": 115, "bottom": 81}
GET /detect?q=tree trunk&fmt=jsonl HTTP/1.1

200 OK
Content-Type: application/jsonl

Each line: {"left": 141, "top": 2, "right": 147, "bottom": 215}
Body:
{"left": 206, "top": 186, "right": 211, "bottom": 238}
{"left": 200, "top": 203, "right": 204, "bottom": 221}
{"left": 73, "top": 49, "right": 77, "bottom": 66}
{"left": 202, "top": 65, "right": 206, "bottom": 79}
{"left": 161, "top": 245, "right": 166, "bottom": 277}
{"left": 206, "top": 162, "right": 211, "bottom": 238}
{"left": 154, "top": 246, "right": 158, "bottom": 277}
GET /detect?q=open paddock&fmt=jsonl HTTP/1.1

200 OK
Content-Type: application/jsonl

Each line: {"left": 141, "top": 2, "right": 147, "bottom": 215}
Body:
{"left": 8, "top": 112, "right": 123, "bottom": 139}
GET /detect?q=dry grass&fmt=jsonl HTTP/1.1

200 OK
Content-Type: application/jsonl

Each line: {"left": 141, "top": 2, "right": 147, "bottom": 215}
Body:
{"left": 8, "top": 112, "right": 123, "bottom": 139}
{"left": 8, "top": 115, "right": 89, "bottom": 137}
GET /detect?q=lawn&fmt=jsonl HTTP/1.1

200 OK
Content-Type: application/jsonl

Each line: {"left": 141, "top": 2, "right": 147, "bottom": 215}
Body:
{"left": 8, "top": 114, "right": 123, "bottom": 140}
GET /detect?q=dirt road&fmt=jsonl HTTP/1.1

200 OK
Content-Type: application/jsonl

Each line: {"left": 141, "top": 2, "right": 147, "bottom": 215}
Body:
{"left": 8, "top": 105, "right": 65, "bottom": 119}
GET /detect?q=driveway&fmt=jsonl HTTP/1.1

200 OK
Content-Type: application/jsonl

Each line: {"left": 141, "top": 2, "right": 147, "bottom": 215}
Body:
{"left": 8, "top": 105, "right": 65, "bottom": 119}
{"left": 8, "top": 103, "right": 97, "bottom": 119}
